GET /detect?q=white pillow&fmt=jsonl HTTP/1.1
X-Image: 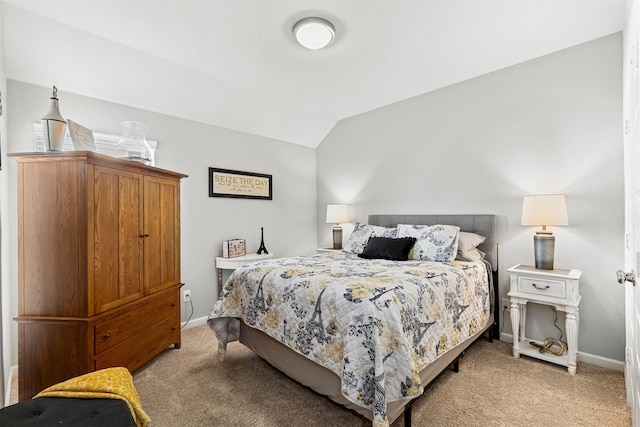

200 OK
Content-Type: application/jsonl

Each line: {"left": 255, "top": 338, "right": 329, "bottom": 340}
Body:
{"left": 343, "top": 223, "right": 397, "bottom": 254}
{"left": 397, "top": 224, "right": 460, "bottom": 262}
{"left": 456, "top": 232, "right": 486, "bottom": 262}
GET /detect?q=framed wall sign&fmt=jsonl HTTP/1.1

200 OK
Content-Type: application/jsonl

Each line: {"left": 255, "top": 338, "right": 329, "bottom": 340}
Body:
{"left": 209, "top": 167, "right": 272, "bottom": 200}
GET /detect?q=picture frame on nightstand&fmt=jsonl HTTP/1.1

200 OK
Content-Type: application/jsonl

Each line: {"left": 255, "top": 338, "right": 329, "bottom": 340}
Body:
{"left": 222, "top": 239, "right": 246, "bottom": 258}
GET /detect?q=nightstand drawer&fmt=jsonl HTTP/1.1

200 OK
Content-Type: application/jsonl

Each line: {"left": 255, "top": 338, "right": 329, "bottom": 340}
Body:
{"left": 517, "top": 276, "right": 566, "bottom": 298}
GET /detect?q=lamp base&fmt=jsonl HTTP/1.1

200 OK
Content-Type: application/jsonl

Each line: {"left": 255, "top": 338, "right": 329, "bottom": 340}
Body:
{"left": 534, "top": 234, "right": 555, "bottom": 270}
{"left": 332, "top": 226, "right": 343, "bottom": 250}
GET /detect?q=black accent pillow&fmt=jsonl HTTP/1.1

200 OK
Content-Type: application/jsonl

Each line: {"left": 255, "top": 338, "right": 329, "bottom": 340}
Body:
{"left": 358, "top": 237, "right": 417, "bottom": 261}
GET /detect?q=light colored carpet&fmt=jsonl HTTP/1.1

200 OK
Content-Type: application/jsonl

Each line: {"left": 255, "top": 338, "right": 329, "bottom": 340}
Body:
{"left": 131, "top": 325, "right": 631, "bottom": 426}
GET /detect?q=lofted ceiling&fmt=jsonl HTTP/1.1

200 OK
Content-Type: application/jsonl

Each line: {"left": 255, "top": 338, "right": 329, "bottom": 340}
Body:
{"left": 2, "top": 1, "right": 627, "bottom": 148}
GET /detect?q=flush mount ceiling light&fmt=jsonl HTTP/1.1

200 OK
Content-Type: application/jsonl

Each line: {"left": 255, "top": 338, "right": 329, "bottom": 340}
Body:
{"left": 293, "top": 17, "right": 335, "bottom": 50}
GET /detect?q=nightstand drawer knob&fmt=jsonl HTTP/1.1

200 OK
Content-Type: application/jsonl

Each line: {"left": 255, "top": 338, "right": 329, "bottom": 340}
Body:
{"left": 532, "top": 283, "right": 550, "bottom": 290}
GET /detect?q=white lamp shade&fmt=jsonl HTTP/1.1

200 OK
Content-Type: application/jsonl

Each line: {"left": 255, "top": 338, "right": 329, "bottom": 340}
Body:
{"left": 521, "top": 195, "right": 569, "bottom": 226}
{"left": 326, "top": 204, "right": 348, "bottom": 224}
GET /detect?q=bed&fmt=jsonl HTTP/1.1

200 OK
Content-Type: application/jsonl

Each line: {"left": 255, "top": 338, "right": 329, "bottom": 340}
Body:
{"left": 208, "top": 214, "right": 499, "bottom": 427}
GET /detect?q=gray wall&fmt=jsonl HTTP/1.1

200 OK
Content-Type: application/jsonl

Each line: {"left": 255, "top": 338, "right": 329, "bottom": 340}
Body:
{"left": 317, "top": 33, "right": 625, "bottom": 361}
{"left": 5, "top": 80, "right": 317, "bottom": 364}
{"left": 2, "top": 33, "right": 625, "bottom": 368}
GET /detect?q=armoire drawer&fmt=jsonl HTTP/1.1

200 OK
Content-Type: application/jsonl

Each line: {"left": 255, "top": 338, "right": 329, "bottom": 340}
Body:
{"left": 94, "top": 292, "right": 178, "bottom": 356}
{"left": 95, "top": 315, "right": 180, "bottom": 371}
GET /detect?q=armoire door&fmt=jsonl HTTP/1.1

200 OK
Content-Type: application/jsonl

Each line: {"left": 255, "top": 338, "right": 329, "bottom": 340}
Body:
{"left": 143, "top": 175, "right": 181, "bottom": 295}
{"left": 92, "top": 166, "right": 144, "bottom": 313}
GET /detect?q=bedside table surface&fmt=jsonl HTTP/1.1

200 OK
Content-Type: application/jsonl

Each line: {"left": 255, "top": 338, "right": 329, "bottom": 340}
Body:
{"left": 507, "top": 263, "right": 582, "bottom": 280}
{"left": 216, "top": 253, "right": 274, "bottom": 269}
{"left": 215, "top": 253, "right": 274, "bottom": 293}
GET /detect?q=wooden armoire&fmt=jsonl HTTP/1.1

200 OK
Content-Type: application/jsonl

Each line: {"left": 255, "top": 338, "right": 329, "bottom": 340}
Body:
{"left": 9, "top": 151, "right": 188, "bottom": 401}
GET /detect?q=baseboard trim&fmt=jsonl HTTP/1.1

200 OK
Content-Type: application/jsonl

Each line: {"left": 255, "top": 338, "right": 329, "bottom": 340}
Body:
{"left": 181, "top": 315, "right": 208, "bottom": 330}
{"left": 499, "top": 333, "right": 624, "bottom": 371}
{"left": 4, "top": 365, "right": 17, "bottom": 407}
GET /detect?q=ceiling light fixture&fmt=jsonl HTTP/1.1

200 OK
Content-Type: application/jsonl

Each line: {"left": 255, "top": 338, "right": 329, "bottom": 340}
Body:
{"left": 293, "top": 17, "right": 335, "bottom": 50}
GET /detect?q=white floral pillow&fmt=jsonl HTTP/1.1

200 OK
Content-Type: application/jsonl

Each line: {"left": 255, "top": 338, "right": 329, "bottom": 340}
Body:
{"left": 343, "top": 223, "right": 397, "bottom": 254}
{"left": 397, "top": 224, "right": 460, "bottom": 262}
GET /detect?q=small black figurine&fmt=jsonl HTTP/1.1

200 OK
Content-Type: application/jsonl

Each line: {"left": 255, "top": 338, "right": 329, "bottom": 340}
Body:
{"left": 257, "top": 227, "right": 269, "bottom": 254}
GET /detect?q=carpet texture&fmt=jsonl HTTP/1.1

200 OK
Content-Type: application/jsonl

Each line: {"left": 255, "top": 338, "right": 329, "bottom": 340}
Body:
{"left": 132, "top": 325, "right": 631, "bottom": 426}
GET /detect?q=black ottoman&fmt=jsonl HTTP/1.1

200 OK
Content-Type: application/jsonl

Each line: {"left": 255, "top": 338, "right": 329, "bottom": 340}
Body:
{"left": 0, "top": 397, "right": 136, "bottom": 427}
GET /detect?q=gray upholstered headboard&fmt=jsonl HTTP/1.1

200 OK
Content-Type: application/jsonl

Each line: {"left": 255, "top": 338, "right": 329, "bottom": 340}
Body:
{"left": 368, "top": 214, "right": 498, "bottom": 272}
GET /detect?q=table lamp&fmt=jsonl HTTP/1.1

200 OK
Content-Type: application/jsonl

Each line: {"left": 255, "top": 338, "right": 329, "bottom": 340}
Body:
{"left": 326, "top": 204, "right": 349, "bottom": 249}
{"left": 521, "top": 194, "right": 568, "bottom": 270}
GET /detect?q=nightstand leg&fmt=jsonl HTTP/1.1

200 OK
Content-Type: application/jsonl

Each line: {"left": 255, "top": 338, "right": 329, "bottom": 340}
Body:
{"left": 510, "top": 301, "right": 521, "bottom": 358}
{"left": 566, "top": 307, "right": 579, "bottom": 374}
{"left": 520, "top": 303, "right": 527, "bottom": 342}
{"left": 217, "top": 268, "right": 223, "bottom": 294}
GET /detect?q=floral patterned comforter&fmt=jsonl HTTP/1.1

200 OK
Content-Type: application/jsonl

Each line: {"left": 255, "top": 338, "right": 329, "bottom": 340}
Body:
{"left": 207, "top": 252, "right": 491, "bottom": 427}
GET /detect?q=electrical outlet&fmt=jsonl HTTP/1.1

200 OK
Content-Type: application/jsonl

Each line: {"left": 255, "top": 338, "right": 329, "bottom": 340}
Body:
{"left": 183, "top": 290, "right": 191, "bottom": 303}
{"left": 501, "top": 298, "right": 511, "bottom": 311}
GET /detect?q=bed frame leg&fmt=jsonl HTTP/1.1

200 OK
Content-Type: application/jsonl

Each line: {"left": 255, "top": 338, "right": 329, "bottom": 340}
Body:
{"left": 404, "top": 403, "right": 412, "bottom": 427}
{"left": 400, "top": 351, "right": 465, "bottom": 426}
{"left": 489, "top": 322, "right": 500, "bottom": 343}
{"left": 491, "top": 270, "right": 499, "bottom": 343}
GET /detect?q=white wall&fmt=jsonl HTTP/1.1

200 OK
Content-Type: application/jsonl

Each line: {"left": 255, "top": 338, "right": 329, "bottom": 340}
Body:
{"left": 0, "top": 2, "right": 9, "bottom": 405}
{"left": 317, "top": 33, "right": 625, "bottom": 361}
{"left": 5, "top": 80, "right": 317, "bottom": 365}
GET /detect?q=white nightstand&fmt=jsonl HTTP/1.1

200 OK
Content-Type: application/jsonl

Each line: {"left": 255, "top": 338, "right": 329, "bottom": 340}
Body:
{"left": 215, "top": 253, "right": 274, "bottom": 293}
{"left": 316, "top": 248, "right": 343, "bottom": 253}
{"left": 507, "top": 264, "right": 582, "bottom": 374}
